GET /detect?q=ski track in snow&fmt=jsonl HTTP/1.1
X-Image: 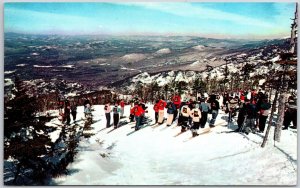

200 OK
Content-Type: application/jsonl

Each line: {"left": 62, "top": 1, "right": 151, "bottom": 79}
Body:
{"left": 51, "top": 105, "right": 297, "bottom": 185}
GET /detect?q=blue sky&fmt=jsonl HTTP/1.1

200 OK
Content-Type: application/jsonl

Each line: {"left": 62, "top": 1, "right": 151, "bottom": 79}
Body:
{"left": 4, "top": 2, "right": 296, "bottom": 39}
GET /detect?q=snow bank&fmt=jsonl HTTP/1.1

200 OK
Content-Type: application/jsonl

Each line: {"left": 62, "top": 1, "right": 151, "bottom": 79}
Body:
{"left": 52, "top": 104, "right": 297, "bottom": 186}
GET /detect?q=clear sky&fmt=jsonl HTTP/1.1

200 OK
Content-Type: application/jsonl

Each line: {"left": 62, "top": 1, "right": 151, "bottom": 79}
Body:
{"left": 4, "top": 2, "right": 296, "bottom": 39}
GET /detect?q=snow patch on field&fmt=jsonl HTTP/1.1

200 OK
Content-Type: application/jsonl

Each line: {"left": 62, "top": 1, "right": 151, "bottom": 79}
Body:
{"left": 121, "top": 53, "right": 146, "bottom": 62}
{"left": 155, "top": 48, "right": 171, "bottom": 55}
{"left": 192, "top": 45, "right": 206, "bottom": 51}
{"left": 4, "top": 70, "right": 16, "bottom": 75}
{"left": 34, "top": 65, "right": 53, "bottom": 68}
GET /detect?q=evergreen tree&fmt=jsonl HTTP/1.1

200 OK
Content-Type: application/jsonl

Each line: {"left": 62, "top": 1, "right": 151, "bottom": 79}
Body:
{"left": 4, "top": 76, "right": 53, "bottom": 185}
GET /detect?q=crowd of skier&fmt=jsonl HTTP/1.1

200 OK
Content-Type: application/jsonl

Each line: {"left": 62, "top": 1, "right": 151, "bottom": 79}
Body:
{"left": 57, "top": 88, "right": 297, "bottom": 137}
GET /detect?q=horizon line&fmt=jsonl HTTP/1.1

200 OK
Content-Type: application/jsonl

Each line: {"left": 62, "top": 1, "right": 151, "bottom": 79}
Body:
{"left": 4, "top": 31, "right": 290, "bottom": 41}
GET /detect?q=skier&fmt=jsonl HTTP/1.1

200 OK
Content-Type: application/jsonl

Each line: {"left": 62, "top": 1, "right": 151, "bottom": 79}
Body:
{"left": 104, "top": 102, "right": 111, "bottom": 128}
{"left": 235, "top": 102, "right": 247, "bottom": 132}
{"left": 157, "top": 97, "right": 167, "bottom": 124}
{"left": 190, "top": 105, "right": 201, "bottom": 137}
{"left": 64, "top": 100, "right": 71, "bottom": 125}
{"left": 180, "top": 101, "right": 191, "bottom": 132}
{"left": 139, "top": 101, "right": 147, "bottom": 125}
{"left": 112, "top": 103, "right": 121, "bottom": 128}
{"left": 244, "top": 99, "right": 257, "bottom": 134}
{"left": 199, "top": 97, "right": 210, "bottom": 128}
{"left": 222, "top": 92, "right": 230, "bottom": 112}
{"left": 129, "top": 103, "right": 135, "bottom": 122}
{"left": 120, "top": 99, "right": 125, "bottom": 118}
{"left": 258, "top": 97, "right": 271, "bottom": 133}
{"left": 84, "top": 103, "right": 92, "bottom": 119}
{"left": 228, "top": 96, "right": 239, "bottom": 124}
{"left": 83, "top": 98, "right": 91, "bottom": 112}
{"left": 188, "top": 100, "right": 195, "bottom": 126}
{"left": 209, "top": 94, "right": 220, "bottom": 128}
{"left": 172, "top": 92, "right": 181, "bottom": 122}
{"left": 153, "top": 100, "right": 160, "bottom": 124}
{"left": 166, "top": 101, "right": 177, "bottom": 126}
{"left": 133, "top": 102, "right": 145, "bottom": 130}
{"left": 71, "top": 102, "right": 77, "bottom": 123}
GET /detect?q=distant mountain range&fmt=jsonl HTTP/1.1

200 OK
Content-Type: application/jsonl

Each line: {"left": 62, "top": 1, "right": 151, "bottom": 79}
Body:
{"left": 4, "top": 32, "right": 291, "bottom": 96}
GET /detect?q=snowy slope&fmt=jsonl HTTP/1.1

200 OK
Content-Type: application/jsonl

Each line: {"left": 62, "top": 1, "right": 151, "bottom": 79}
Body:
{"left": 50, "top": 104, "right": 297, "bottom": 185}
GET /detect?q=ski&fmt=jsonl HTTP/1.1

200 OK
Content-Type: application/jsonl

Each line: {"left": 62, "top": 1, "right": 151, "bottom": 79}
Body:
{"left": 173, "top": 130, "right": 187, "bottom": 137}
{"left": 183, "top": 129, "right": 212, "bottom": 142}
{"left": 159, "top": 125, "right": 173, "bottom": 131}
{"left": 151, "top": 123, "right": 163, "bottom": 129}
{"left": 127, "top": 124, "right": 151, "bottom": 136}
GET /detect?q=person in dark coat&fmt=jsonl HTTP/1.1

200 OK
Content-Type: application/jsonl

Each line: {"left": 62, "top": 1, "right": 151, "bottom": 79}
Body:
{"left": 258, "top": 97, "right": 271, "bottom": 133}
{"left": 209, "top": 95, "right": 220, "bottom": 127}
{"left": 166, "top": 101, "right": 177, "bottom": 126}
{"left": 64, "top": 100, "right": 71, "bottom": 125}
{"left": 71, "top": 103, "right": 77, "bottom": 122}
{"left": 243, "top": 99, "right": 257, "bottom": 134}
{"left": 199, "top": 98, "right": 210, "bottom": 128}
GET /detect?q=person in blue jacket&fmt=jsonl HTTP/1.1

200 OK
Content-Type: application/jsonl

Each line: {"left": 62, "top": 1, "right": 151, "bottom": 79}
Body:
{"left": 166, "top": 101, "right": 177, "bottom": 126}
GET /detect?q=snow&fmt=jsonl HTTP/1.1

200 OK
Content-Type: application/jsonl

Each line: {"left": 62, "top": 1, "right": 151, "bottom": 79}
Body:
{"left": 155, "top": 48, "right": 171, "bottom": 55}
{"left": 31, "top": 52, "right": 39, "bottom": 56}
{"left": 4, "top": 78, "right": 14, "bottom": 86}
{"left": 189, "top": 60, "right": 200, "bottom": 67}
{"left": 16, "top": 64, "right": 27, "bottom": 67}
{"left": 33, "top": 65, "right": 53, "bottom": 68}
{"left": 121, "top": 53, "right": 146, "bottom": 62}
{"left": 270, "top": 55, "right": 281, "bottom": 63}
{"left": 50, "top": 104, "right": 297, "bottom": 185}
{"left": 99, "top": 63, "right": 110, "bottom": 66}
{"left": 192, "top": 45, "right": 206, "bottom": 51}
{"left": 4, "top": 70, "right": 16, "bottom": 75}
{"left": 59, "top": 65, "right": 75, "bottom": 68}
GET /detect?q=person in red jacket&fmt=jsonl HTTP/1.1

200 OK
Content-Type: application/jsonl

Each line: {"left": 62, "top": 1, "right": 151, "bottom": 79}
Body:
{"left": 172, "top": 93, "right": 181, "bottom": 123}
{"left": 153, "top": 100, "right": 160, "bottom": 124}
{"left": 120, "top": 99, "right": 125, "bottom": 118}
{"left": 133, "top": 102, "right": 145, "bottom": 130}
{"left": 157, "top": 97, "right": 167, "bottom": 124}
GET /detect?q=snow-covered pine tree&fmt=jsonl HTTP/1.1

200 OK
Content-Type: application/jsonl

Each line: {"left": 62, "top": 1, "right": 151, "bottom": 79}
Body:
{"left": 4, "top": 76, "right": 53, "bottom": 185}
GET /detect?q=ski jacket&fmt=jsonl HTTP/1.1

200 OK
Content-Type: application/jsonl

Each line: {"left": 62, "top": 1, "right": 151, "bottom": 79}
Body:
{"left": 158, "top": 100, "right": 167, "bottom": 110}
{"left": 130, "top": 107, "right": 135, "bottom": 115}
{"left": 181, "top": 105, "right": 191, "bottom": 117}
{"left": 190, "top": 108, "right": 201, "bottom": 122}
{"left": 240, "top": 95, "right": 245, "bottom": 101}
{"left": 166, "top": 102, "right": 177, "bottom": 114}
{"left": 104, "top": 104, "right": 111, "bottom": 113}
{"left": 228, "top": 99, "right": 239, "bottom": 110}
{"left": 84, "top": 105, "right": 91, "bottom": 114}
{"left": 172, "top": 95, "right": 181, "bottom": 108}
{"left": 133, "top": 105, "right": 145, "bottom": 117}
{"left": 153, "top": 103, "right": 159, "bottom": 112}
{"left": 112, "top": 106, "right": 121, "bottom": 114}
{"left": 71, "top": 105, "right": 77, "bottom": 112}
{"left": 200, "top": 102, "right": 210, "bottom": 112}
{"left": 120, "top": 101, "right": 125, "bottom": 108}
{"left": 259, "top": 102, "right": 271, "bottom": 116}
{"left": 65, "top": 106, "right": 71, "bottom": 115}
{"left": 245, "top": 103, "right": 257, "bottom": 119}
{"left": 210, "top": 100, "right": 220, "bottom": 111}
